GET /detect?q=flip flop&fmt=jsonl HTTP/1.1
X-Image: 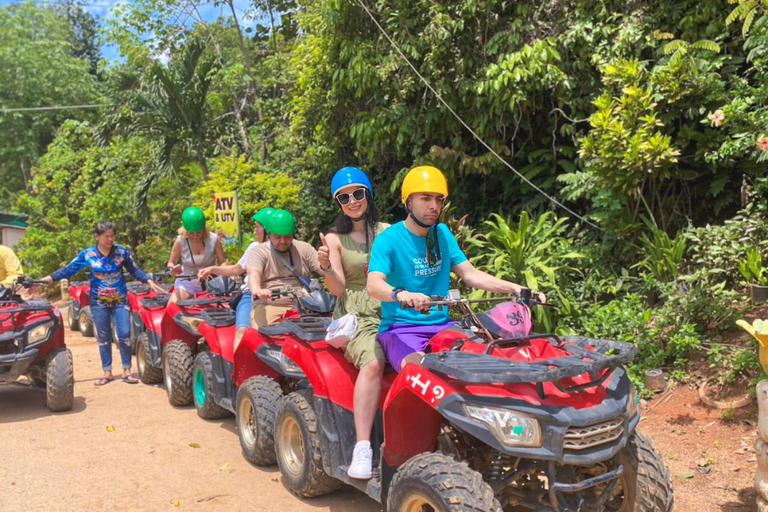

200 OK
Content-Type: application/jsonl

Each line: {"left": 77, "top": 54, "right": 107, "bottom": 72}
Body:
{"left": 95, "top": 377, "right": 113, "bottom": 386}
{"left": 121, "top": 375, "right": 139, "bottom": 384}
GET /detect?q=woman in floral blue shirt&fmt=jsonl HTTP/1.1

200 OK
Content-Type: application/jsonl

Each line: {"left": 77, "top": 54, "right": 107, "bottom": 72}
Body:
{"left": 42, "top": 222, "right": 165, "bottom": 385}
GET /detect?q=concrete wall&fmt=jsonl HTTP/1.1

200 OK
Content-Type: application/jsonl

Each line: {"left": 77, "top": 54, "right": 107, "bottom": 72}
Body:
{"left": 0, "top": 226, "right": 26, "bottom": 249}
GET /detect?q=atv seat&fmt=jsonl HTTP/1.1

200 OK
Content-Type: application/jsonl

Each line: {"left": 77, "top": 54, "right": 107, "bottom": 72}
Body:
{"left": 177, "top": 297, "right": 229, "bottom": 307}
{"left": 141, "top": 296, "right": 170, "bottom": 309}
{"left": 201, "top": 308, "right": 236, "bottom": 327}
{"left": 258, "top": 317, "right": 331, "bottom": 341}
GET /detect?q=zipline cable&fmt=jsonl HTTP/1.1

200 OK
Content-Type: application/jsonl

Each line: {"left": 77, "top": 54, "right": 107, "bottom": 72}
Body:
{"left": 354, "top": 0, "right": 601, "bottom": 230}
{"left": 0, "top": 104, "right": 111, "bottom": 113}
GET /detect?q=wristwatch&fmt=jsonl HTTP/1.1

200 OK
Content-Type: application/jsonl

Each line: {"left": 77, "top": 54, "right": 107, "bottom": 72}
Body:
{"left": 321, "top": 263, "right": 334, "bottom": 274}
{"left": 391, "top": 287, "right": 406, "bottom": 301}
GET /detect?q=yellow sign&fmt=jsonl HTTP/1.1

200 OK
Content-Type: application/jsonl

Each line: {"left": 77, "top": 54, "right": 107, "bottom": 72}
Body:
{"left": 212, "top": 191, "right": 239, "bottom": 245}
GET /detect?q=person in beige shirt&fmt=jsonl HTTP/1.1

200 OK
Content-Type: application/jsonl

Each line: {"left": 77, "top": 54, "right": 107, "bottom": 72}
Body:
{"left": 0, "top": 245, "right": 24, "bottom": 289}
{"left": 247, "top": 209, "right": 325, "bottom": 326}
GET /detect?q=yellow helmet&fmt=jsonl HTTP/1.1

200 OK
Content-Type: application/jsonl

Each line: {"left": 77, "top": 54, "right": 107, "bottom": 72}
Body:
{"left": 401, "top": 166, "right": 448, "bottom": 204}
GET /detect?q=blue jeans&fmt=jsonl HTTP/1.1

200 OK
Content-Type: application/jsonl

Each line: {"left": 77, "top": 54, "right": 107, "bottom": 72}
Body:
{"left": 91, "top": 302, "right": 132, "bottom": 372}
{"left": 235, "top": 292, "right": 253, "bottom": 329}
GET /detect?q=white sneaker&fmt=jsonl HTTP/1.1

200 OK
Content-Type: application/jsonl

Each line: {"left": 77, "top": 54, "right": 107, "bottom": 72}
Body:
{"left": 347, "top": 441, "right": 373, "bottom": 479}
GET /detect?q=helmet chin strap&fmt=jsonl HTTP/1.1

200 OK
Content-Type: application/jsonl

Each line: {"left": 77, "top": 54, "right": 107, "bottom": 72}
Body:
{"left": 405, "top": 205, "right": 442, "bottom": 229}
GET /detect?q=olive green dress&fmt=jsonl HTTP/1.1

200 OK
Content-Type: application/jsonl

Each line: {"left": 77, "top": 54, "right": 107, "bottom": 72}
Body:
{"left": 333, "top": 223, "right": 386, "bottom": 368}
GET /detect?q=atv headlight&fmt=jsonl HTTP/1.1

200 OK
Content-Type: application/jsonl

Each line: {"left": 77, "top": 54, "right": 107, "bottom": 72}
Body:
{"left": 463, "top": 404, "right": 542, "bottom": 448}
{"left": 627, "top": 382, "right": 639, "bottom": 418}
{"left": 266, "top": 349, "right": 303, "bottom": 375}
{"left": 28, "top": 321, "right": 54, "bottom": 344}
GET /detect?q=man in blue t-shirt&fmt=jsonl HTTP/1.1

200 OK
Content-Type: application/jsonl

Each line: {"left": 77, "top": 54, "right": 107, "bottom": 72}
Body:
{"left": 367, "top": 166, "right": 545, "bottom": 371}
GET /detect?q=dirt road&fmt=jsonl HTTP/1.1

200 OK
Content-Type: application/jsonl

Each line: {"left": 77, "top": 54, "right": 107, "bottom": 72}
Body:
{"left": 0, "top": 329, "right": 382, "bottom": 512}
{"left": 0, "top": 311, "right": 762, "bottom": 511}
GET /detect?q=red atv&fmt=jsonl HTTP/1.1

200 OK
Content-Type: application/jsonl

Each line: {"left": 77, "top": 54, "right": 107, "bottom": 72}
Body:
{"left": 67, "top": 280, "right": 94, "bottom": 337}
{"left": 126, "top": 279, "right": 171, "bottom": 355}
{"left": 260, "top": 290, "right": 673, "bottom": 512}
{"left": 0, "top": 278, "right": 75, "bottom": 412}
{"left": 191, "top": 287, "right": 335, "bottom": 465}
{"left": 136, "top": 274, "right": 238, "bottom": 407}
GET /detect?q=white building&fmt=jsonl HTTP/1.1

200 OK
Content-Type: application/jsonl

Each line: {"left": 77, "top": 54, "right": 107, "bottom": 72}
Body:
{"left": 0, "top": 212, "right": 28, "bottom": 249}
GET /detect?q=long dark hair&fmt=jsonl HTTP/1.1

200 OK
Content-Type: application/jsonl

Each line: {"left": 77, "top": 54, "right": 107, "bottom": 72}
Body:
{"left": 332, "top": 189, "right": 380, "bottom": 251}
{"left": 93, "top": 221, "right": 116, "bottom": 236}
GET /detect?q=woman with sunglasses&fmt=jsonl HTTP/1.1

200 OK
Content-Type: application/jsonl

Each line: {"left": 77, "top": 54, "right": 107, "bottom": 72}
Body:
{"left": 317, "top": 167, "right": 389, "bottom": 480}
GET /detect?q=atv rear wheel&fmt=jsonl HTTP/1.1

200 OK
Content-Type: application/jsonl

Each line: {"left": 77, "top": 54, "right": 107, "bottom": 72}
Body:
{"left": 79, "top": 306, "right": 94, "bottom": 337}
{"left": 46, "top": 349, "right": 74, "bottom": 412}
{"left": 235, "top": 376, "right": 282, "bottom": 466}
{"left": 275, "top": 390, "right": 340, "bottom": 498}
{"left": 163, "top": 340, "right": 194, "bottom": 406}
{"left": 387, "top": 452, "right": 502, "bottom": 512}
{"left": 136, "top": 332, "right": 162, "bottom": 384}
{"left": 620, "top": 430, "right": 674, "bottom": 512}
{"left": 67, "top": 303, "right": 79, "bottom": 331}
{"left": 193, "top": 351, "right": 229, "bottom": 419}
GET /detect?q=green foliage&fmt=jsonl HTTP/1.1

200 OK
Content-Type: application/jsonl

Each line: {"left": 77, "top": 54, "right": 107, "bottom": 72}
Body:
{"left": 739, "top": 247, "right": 768, "bottom": 285}
{"left": 634, "top": 218, "right": 687, "bottom": 282}
{"left": 467, "top": 212, "right": 582, "bottom": 332}
{"left": 0, "top": 1, "right": 101, "bottom": 205}
{"left": 191, "top": 153, "right": 300, "bottom": 237}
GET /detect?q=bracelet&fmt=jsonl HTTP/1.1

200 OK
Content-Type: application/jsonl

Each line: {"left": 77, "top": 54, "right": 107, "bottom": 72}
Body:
{"left": 321, "top": 264, "right": 334, "bottom": 274}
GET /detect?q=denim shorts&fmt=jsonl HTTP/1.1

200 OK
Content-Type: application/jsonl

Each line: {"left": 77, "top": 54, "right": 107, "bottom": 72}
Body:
{"left": 235, "top": 292, "right": 253, "bottom": 329}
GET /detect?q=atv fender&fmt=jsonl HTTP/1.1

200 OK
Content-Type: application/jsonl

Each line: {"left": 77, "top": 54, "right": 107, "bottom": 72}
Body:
{"left": 381, "top": 364, "right": 453, "bottom": 468}
{"left": 233, "top": 328, "right": 279, "bottom": 387}
{"left": 282, "top": 340, "right": 359, "bottom": 409}
{"left": 198, "top": 322, "right": 236, "bottom": 362}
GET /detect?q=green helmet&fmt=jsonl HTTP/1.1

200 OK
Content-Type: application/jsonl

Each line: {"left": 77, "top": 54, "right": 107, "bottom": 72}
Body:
{"left": 269, "top": 209, "right": 295, "bottom": 236}
{"left": 182, "top": 206, "right": 206, "bottom": 233}
{"left": 252, "top": 207, "right": 275, "bottom": 231}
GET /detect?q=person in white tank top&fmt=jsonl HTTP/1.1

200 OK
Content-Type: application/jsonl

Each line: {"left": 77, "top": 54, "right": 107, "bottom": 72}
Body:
{"left": 166, "top": 206, "right": 227, "bottom": 303}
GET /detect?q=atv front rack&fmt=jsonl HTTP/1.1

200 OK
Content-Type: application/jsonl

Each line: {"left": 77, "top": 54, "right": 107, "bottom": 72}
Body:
{"left": 200, "top": 308, "right": 236, "bottom": 327}
{"left": 258, "top": 317, "right": 331, "bottom": 341}
{"left": 422, "top": 335, "right": 636, "bottom": 397}
{"left": 140, "top": 296, "right": 170, "bottom": 309}
{"left": 126, "top": 282, "right": 151, "bottom": 294}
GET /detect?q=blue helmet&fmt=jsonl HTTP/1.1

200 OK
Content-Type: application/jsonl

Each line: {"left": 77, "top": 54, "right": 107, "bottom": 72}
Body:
{"left": 331, "top": 167, "right": 374, "bottom": 198}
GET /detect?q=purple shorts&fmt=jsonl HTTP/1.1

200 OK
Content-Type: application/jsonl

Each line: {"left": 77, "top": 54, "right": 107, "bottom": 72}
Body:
{"left": 378, "top": 321, "right": 457, "bottom": 372}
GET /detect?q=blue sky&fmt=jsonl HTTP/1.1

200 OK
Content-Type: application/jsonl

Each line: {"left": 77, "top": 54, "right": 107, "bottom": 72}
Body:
{"left": 0, "top": 0, "right": 260, "bottom": 61}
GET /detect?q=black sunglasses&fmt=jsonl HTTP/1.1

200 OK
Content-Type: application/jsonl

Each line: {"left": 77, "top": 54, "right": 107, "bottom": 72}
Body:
{"left": 336, "top": 187, "right": 367, "bottom": 206}
{"left": 426, "top": 229, "right": 442, "bottom": 267}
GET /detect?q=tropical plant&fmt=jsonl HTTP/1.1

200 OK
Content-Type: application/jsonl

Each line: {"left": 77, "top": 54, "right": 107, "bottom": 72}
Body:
{"left": 467, "top": 211, "right": 582, "bottom": 332}
{"left": 739, "top": 246, "right": 768, "bottom": 285}
{"left": 661, "top": 38, "right": 721, "bottom": 75}
{"left": 634, "top": 218, "right": 687, "bottom": 282}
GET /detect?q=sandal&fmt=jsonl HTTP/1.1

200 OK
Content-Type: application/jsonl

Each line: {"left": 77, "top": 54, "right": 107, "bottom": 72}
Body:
{"left": 121, "top": 375, "right": 139, "bottom": 384}
{"left": 95, "top": 377, "right": 113, "bottom": 386}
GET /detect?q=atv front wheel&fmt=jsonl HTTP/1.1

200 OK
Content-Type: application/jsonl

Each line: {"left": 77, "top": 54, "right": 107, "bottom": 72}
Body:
{"left": 235, "top": 376, "right": 282, "bottom": 466}
{"left": 46, "top": 349, "right": 75, "bottom": 412}
{"left": 387, "top": 452, "right": 502, "bottom": 512}
{"left": 67, "top": 303, "right": 79, "bottom": 331}
{"left": 193, "top": 351, "right": 230, "bottom": 419}
{"left": 79, "top": 306, "right": 94, "bottom": 337}
{"left": 136, "top": 332, "right": 162, "bottom": 384}
{"left": 163, "top": 340, "right": 194, "bottom": 406}
{"left": 275, "top": 390, "right": 340, "bottom": 498}
{"left": 620, "top": 430, "right": 674, "bottom": 512}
